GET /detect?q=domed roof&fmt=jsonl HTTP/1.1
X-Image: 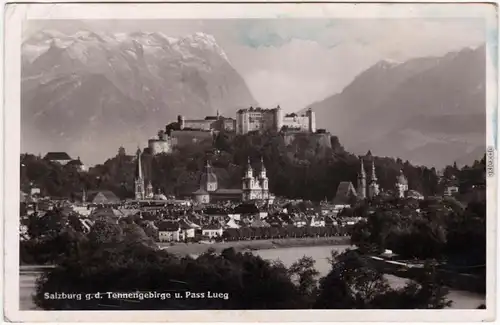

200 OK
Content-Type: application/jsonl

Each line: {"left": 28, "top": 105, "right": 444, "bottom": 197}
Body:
{"left": 397, "top": 170, "right": 408, "bottom": 185}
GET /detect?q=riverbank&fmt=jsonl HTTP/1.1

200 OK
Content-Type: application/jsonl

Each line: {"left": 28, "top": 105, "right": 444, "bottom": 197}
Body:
{"left": 159, "top": 236, "right": 351, "bottom": 256}
{"left": 368, "top": 256, "right": 486, "bottom": 294}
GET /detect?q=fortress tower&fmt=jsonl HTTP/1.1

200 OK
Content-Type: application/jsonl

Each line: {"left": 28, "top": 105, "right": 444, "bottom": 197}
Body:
{"left": 275, "top": 105, "right": 284, "bottom": 131}
{"left": 306, "top": 108, "right": 316, "bottom": 133}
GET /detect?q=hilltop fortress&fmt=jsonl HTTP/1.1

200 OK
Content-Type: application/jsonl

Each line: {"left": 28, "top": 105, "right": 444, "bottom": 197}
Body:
{"left": 236, "top": 106, "right": 316, "bottom": 134}
{"left": 147, "top": 106, "right": 318, "bottom": 155}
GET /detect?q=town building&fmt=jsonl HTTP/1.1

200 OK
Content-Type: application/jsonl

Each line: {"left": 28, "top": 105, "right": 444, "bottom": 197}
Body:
{"left": 236, "top": 106, "right": 316, "bottom": 134}
{"left": 43, "top": 152, "right": 73, "bottom": 165}
{"left": 202, "top": 224, "right": 224, "bottom": 239}
{"left": 444, "top": 185, "right": 460, "bottom": 197}
{"left": 407, "top": 190, "right": 425, "bottom": 200}
{"left": 158, "top": 221, "right": 181, "bottom": 242}
{"left": 67, "top": 157, "right": 87, "bottom": 172}
{"left": 85, "top": 190, "right": 120, "bottom": 205}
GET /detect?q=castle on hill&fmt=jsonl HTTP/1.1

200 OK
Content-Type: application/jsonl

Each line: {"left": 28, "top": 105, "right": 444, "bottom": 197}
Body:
{"left": 147, "top": 112, "right": 236, "bottom": 155}
{"left": 236, "top": 106, "right": 316, "bottom": 134}
{"left": 146, "top": 106, "right": 317, "bottom": 156}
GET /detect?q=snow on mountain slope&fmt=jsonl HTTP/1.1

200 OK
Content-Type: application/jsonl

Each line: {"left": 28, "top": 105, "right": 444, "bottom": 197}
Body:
{"left": 22, "top": 30, "right": 257, "bottom": 165}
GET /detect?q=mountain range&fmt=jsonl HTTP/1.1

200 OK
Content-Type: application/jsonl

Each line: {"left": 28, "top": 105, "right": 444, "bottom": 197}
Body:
{"left": 21, "top": 30, "right": 258, "bottom": 165}
{"left": 22, "top": 29, "right": 486, "bottom": 168}
{"left": 305, "top": 45, "right": 486, "bottom": 168}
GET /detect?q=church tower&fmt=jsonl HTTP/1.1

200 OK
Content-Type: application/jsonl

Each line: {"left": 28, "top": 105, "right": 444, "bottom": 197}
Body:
{"left": 258, "top": 156, "right": 269, "bottom": 198}
{"left": 242, "top": 157, "right": 255, "bottom": 201}
{"left": 357, "top": 158, "right": 366, "bottom": 200}
{"left": 368, "top": 160, "right": 380, "bottom": 198}
{"left": 145, "top": 180, "right": 154, "bottom": 199}
{"left": 135, "top": 148, "right": 145, "bottom": 200}
{"left": 395, "top": 169, "right": 409, "bottom": 198}
{"left": 202, "top": 160, "right": 218, "bottom": 192}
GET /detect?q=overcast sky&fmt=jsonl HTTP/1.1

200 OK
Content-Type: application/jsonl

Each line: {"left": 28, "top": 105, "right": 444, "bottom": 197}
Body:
{"left": 25, "top": 18, "right": 485, "bottom": 112}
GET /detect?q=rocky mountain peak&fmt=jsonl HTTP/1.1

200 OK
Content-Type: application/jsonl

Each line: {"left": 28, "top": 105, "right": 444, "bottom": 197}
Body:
{"left": 305, "top": 45, "right": 486, "bottom": 168}
{"left": 21, "top": 29, "right": 257, "bottom": 165}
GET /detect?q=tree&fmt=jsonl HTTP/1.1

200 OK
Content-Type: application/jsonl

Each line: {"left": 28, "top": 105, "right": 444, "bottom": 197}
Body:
{"left": 288, "top": 256, "right": 320, "bottom": 306}
{"left": 315, "top": 250, "right": 451, "bottom": 309}
{"left": 315, "top": 250, "right": 391, "bottom": 309}
{"left": 87, "top": 218, "right": 124, "bottom": 246}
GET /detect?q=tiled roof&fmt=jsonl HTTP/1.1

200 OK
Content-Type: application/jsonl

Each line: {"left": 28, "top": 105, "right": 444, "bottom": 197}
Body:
{"left": 178, "top": 219, "right": 196, "bottom": 230}
{"left": 214, "top": 188, "right": 242, "bottom": 195}
{"left": 250, "top": 219, "right": 270, "bottom": 228}
{"left": 87, "top": 190, "right": 120, "bottom": 204}
{"left": 157, "top": 221, "right": 180, "bottom": 232}
{"left": 203, "top": 223, "right": 222, "bottom": 230}
{"left": 44, "top": 152, "right": 72, "bottom": 161}
{"left": 233, "top": 203, "right": 259, "bottom": 214}
{"left": 333, "top": 182, "right": 357, "bottom": 205}
{"left": 192, "top": 188, "right": 209, "bottom": 195}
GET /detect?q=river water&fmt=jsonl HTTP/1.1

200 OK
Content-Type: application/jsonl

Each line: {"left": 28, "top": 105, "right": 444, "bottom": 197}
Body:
{"left": 255, "top": 245, "right": 486, "bottom": 309}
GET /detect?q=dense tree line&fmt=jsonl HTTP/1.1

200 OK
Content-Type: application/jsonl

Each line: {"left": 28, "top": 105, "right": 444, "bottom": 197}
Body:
{"left": 21, "top": 132, "right": 447, "bottom": 201}
{"left": 34, "top": 217, "right": 451, "bottom": 310}
{"left": 350, "top": 196, "right": 486, "bottom": 273}
{"left": 20, "top": 209, "right": 157, "bottom": 265}
{"left": 221, "top": 225, "right": 351, "bottom": 241}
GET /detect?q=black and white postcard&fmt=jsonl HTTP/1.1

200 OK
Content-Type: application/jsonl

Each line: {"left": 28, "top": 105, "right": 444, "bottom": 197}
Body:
{"left": 2, "top": 1, "right": 498, "bottom": 322}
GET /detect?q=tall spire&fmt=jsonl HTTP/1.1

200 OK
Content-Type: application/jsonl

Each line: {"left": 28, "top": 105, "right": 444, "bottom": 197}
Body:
{"left": 135, "top": 148, "right": 145, "bottom": 200}
{"left": 359, "top": 159, "right": 366, "bottom": 178}
{"left": 370, "top": 160, "right": 377, "bottom": 182}
{"left": 357, "top": 158, "right": 367, "bottom": 200}
{"left": 135, "top": 148, "right": 143, "bottom": 180}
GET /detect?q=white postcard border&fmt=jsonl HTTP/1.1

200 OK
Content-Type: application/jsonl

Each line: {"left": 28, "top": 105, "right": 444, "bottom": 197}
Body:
{"left": 2, "top": 1, "right": 498, "bottom": 322}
